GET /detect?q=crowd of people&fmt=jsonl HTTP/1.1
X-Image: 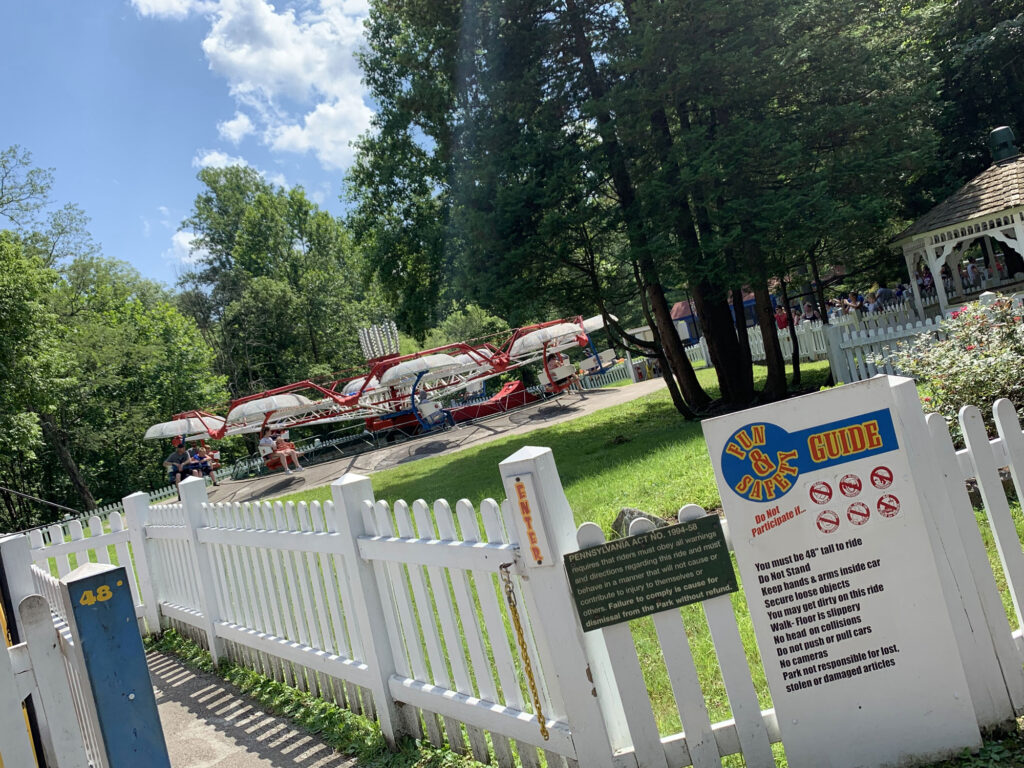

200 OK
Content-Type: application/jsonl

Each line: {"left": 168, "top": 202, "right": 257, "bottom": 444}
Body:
{"left": 774, "top": 283, "right": 912, "bottom": 329}
{"left": 162, "top": 428, "right": 307, "bottom": 498}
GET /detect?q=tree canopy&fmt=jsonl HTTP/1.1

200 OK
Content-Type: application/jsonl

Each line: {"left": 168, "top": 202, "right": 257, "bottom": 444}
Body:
{"left": 4, "top": 0, "right": 1024, "bottom": 528}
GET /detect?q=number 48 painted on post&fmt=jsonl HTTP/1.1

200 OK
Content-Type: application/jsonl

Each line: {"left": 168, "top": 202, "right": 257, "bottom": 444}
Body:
{"left": 78, "top": 580, "right": 122, "bottom": 606}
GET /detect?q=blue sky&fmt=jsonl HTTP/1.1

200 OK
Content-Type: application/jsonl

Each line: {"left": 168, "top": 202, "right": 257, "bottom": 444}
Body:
{"left": 1, "top": 0, "right": 371, "bottom": 286}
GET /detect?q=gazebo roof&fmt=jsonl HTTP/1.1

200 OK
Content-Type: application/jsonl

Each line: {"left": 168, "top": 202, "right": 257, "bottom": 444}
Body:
{"left": 892, "top": 154, "right": 1024, "bottom": 244}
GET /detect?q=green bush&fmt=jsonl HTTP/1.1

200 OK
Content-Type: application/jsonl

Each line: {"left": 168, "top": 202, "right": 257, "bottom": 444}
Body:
{"left": 878, "top": 297, "right": 1024, "bottom": 439}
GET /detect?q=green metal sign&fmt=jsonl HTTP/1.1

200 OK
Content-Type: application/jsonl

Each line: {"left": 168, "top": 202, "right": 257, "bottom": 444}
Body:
{"left": 565, "top": 516, "right": 738, "bottom": 632}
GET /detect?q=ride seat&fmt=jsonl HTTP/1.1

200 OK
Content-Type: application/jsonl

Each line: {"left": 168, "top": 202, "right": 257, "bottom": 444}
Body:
{"left": 259, "top": 445, "right": 284, "bottom": 472}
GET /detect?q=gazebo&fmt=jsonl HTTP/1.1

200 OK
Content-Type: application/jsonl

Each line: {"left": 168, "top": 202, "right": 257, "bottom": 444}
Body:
{"left": 891, "top": 127, "right": 1024, "bottom": 316}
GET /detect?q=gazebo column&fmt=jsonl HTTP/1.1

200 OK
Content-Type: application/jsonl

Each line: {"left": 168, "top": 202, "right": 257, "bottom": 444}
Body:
{"left": 1014, "top": 217, "right": 1024, "bottom": 269}
{"left": 903, "top": 246, "right": 925, "bottom": 319}
{"left": 982, "top": 237, "right": 999, "bottom": 283}
{"left": 925, "top": 244, "right": 950, "bottom": 314}
{"left": 945, "top": 246, "right": 966, "bottom": 299}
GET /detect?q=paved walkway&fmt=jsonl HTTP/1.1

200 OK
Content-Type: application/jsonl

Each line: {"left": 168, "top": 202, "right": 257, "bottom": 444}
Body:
{"left": 150, "top": 651, "right": 356, "bottom": 767}
{"left": 205, "top": 378, "right": 667, "bottom": 504}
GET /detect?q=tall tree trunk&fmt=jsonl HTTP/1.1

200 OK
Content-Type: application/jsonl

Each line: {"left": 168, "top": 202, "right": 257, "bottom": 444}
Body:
{"left": 307, "top": 321, "right": 321, "bottom": 365}
{"left": 634, "top": 265, "right": 696, "bottom": 419}
{"left": 657, "top": 348, "right": 691, "bottom": 416}
{"left": 780, "top": 277, "right": 801, "bottom": 386}
{"left": 731, "top": 285, "right": 754, "bottom": 394}
{"left": 38, "top": 413, "right": 96, "bottom": 511}
{"left": 564, "top": 0, "right": 710, "bottom": 411}
{"left": 646, "top": 282, "right": 706, "bottom": 412}
{"left": 643, "top": 78, "right": 747, "bottom": 410}
{"left": 808, "top": 244, "right": 829, "bottom": 325}
{"left": 753, "top": 282, "right": 787, "bottom": 400}
{"left": 691, "top": 284, "right": 754, "bottom": 405}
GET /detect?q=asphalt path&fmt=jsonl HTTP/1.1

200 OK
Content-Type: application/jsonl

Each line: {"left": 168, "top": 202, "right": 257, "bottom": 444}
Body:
{"left": 150, "top": 651, "right": 356, "bottom": 767}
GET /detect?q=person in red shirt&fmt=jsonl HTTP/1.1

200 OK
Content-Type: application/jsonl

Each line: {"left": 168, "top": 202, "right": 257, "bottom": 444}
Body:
{"left": 774, "top": 306, "right": 789, "bottom": 329}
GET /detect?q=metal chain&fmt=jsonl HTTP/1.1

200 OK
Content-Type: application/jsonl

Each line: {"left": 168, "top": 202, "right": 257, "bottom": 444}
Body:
{"left": 500, "top": 562, "right": 549, "bottom": 741}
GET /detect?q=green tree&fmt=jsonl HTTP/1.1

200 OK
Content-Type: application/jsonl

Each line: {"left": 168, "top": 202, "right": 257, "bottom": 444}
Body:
{"left": 425, "top": 304, "right": 511, "bottom": 348}
{"left": 0, "top": 145, "right": 53, "bottom": 227}
{"left": 0, "top": 233, "right": 60, "bottom": 528}
{"left": 181, "top": 170, "right": 371, "bottom": 393}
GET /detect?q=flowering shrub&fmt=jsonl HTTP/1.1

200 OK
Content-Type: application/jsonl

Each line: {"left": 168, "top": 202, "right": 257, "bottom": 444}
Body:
{"left": 877, "top": 298, "right": 1024, "bottom": 438}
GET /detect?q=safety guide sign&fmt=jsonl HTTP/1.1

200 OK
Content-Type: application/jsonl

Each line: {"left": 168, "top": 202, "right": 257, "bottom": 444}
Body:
{"left": 703, "top": 376, "right": 979, "bottom": 767}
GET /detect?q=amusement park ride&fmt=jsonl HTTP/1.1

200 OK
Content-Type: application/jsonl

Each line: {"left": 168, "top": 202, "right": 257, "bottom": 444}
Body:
{"left": 144, "top": 315, "right": 616, "bottom": 476}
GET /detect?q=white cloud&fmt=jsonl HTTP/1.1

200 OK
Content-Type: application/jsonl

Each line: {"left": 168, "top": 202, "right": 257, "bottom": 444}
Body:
{"left": 164, "top": 231, "right": 208, "bottom": 265}
{"left": 130, "top": 0, "right": 215, "bottom": 19}
{"left": 265, "top": 171, "right": 288, "bottom": 187}
{"left": 218, "top": 112, "right": 255, "bottom": 143}
{"left": 269, "top": 95, "right": 371, "bottom": 169}
{"left": 136, "top": 0, "right": 374, "bottom": 173}
{"left": 192, "top": 149, "right": 249, "bottom": 168}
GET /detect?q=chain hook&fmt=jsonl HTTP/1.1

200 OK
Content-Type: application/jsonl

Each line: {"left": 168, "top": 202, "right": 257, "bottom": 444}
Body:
{"left": 499, "top": 561, "right": 549, "bottom": 741}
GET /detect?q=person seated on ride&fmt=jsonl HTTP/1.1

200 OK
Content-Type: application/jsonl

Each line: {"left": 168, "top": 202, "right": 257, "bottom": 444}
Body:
{"left": 257, "top": 429, "right": 301, "bottom": 474}
{"left": 274, "top": 432, "right": 304, "bottom": 473}
{"left": 164, "top": 443, "right": 201, "bottom": 498}
{"left": 189, "top": 445, "right": 219, "bottom": 486}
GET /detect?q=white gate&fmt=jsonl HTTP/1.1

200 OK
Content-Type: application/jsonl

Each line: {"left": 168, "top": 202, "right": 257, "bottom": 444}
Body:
{"left": 0, "top": 544, "right": 90, "bottom": 768}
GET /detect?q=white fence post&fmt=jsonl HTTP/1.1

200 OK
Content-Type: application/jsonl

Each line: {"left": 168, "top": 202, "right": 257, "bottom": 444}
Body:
{"left": 498, "top": 446, "right": 620, "bottom": 768}
{"left": 178, "top": 476, "right": 225, "bottom": 664}
{"left": 329, "top": 473, "right": 407, "bottom": 749}
{"left": 0, "top": 533, "right": 34, "bottom": 642}
{"left": 122, "top": 491, "right": 161, "bottom": 635}
{"left": 0, "top": 630, "right": 38, "bottom": 768}
{"left": 19, "top": 594, "right": 91, "bottom": 768}
{"left": 823, "top": 324, "right": 849, "bottom": 384}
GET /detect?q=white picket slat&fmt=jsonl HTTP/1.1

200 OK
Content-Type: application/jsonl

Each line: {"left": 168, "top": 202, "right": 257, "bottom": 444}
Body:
{"left": 396, "top": 499, "right": 465, "bottom": 752}
{"left": 373, "top": 499, "right": 440, "bottom": 744}
{"left": 576, "top": 521, "right": 668, "bottom": 768}
{"left": 454, "top": 498, "right": 518, "bottom": 767}
{"left": 961, "top": 405, "right": 1024, "bottom": 630}
{"left": 629, "top": 517, "right": 721, "bottom": 768}
{"left": 430, "top": 499, "right": 492, "bottom": 762}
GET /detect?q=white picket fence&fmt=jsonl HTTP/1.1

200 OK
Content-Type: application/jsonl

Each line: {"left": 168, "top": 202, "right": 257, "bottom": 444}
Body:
{"left": 685, "top": 322, "right": 829, "bottom": 369}
{"left": 574, "top": 361, "right": 631, "bottom": 390}
{"left": 12, "top": 390, "right": 1024, "bottom": 767}
{"left": 25, "top": 511, "right": 153, "bottom": 635}
{"left": 823, "top": 318, "right": 946, "bottom": 384}
{"left": 682, "top": 302, "right": 948, "bottom": 373}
